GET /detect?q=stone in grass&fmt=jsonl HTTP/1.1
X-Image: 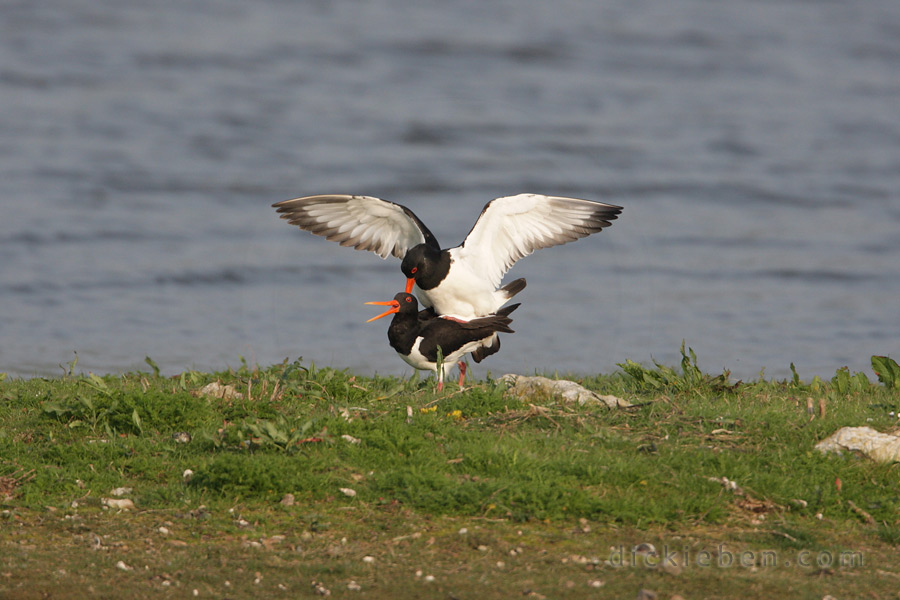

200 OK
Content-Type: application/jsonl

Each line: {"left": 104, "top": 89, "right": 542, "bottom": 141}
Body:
{"left": 815, "top": 426, "right": 900, "bottom": 463}
{"left": 501, "top": 374, "right": 631, "bottom": 408}
{"left": 102, "top": 498, "right": 135, "bottom": 510}
{"left": 197, "top": 382, "right": 243, "bottom": 400}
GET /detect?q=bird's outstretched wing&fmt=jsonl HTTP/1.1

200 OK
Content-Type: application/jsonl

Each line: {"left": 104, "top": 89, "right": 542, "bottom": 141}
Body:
{"left": 273, "top": 195, "right": 439, "bottom": 259}
{"left": 457, "top": 194, "right": 621, "bottom": 288}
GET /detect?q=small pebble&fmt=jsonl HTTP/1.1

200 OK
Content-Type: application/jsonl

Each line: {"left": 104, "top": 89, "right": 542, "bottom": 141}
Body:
{"left": 347, "top": 581, "right": 361, "bottom": 591}
{"left": 312, "top": 580, "right": 330, "bottom": 596}
{"left": 362, "top": 555, "right": 375, "bottom": 563}
{"left": 424, "top": 575, "right": 435, "bottom": 583}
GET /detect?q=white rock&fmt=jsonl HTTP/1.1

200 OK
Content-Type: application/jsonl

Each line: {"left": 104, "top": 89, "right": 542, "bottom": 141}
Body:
{"left": 198, "top": 381, "right": 243, "bottom": 400}
{"left": 815, "top": 426, "right": 900, "bottom": 463}
{"left": 340, "top": 488, "right": 357, "bottom": 498}
{"left": 115, "top": 561, "right": 133, "bottom": 571}
{"left": 500, "top": 374, "right": 632, "bottom": 408}
{"left": 101, "top": 498, "right": 135, "bottom": 510}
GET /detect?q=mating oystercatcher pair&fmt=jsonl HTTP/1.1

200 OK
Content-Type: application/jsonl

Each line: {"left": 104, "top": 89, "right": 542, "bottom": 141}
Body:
{"left": 274, "top": 193, "right": 621, "bottom": 388}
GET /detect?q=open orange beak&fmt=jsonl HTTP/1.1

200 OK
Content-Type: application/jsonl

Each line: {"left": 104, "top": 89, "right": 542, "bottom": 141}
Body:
{"left": 404, "top": 277, "right": 415, "bottom": 294}
{"left": 365, "top": 300, "right": 401, "bottom": 322}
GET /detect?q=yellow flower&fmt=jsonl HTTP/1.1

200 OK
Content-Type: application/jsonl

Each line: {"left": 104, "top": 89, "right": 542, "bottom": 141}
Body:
{"left": 419, "top": 406, "right": 437, "bottom": 414}
{"left": 447, "top": 410, "right": 463, "bottom": 420}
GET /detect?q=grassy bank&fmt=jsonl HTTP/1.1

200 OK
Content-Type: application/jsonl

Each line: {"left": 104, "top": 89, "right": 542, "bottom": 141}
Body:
{"left": 2, "top": 351, "right": 900, "bottom": 599}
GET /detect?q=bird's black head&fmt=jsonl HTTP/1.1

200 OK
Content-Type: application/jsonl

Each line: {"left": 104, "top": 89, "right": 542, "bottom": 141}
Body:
{"left": 365, "top": 292, "right": 418, "bottom": 323}
{"left": 401, "top": 243, "right": 446, "bottom": 292}
{"left": 400, "top": 244, "right": 429, "bottom": 279}
{"left": 392, "top": 292, "right": 418, "bottom": 314}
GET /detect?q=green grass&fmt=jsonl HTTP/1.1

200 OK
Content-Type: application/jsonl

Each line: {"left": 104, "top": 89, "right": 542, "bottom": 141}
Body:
{"left": 2, "top": 351, "right": 900, "bottom": 599}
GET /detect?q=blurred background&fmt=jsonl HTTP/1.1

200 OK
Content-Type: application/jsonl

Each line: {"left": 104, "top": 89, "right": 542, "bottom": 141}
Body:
{"left": 1, "top": 0, "right": 898, "bottom": 380}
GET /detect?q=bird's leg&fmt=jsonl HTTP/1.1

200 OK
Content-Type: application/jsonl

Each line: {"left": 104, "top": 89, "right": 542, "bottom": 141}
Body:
{"left": 436, "top": 379, "right": 444, "bottom": 393}
{"left": 457, "top": 361, "right": 467, "bottom": 389}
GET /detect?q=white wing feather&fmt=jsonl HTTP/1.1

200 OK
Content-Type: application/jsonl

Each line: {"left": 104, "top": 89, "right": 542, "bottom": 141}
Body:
{"left": 457, "top": 194, "right": 621, "bottom": 289}
{"left": 273, "top": 195, "right": 432, "bottom": 259}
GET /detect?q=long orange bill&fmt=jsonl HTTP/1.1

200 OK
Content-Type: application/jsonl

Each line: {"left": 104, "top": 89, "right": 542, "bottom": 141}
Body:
{"left": 404, "top": 277, "right": 415, "bottom": 294}
{"left": 365, "top": 300, "right": 400, "bottom": 322}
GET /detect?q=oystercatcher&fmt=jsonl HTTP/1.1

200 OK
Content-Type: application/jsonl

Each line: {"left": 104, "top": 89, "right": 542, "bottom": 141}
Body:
{"left": 273, "top": 193, "right": 621, "bottom": 318}
{"left": 366, "top": 292, "right": 519, "bottom": 391}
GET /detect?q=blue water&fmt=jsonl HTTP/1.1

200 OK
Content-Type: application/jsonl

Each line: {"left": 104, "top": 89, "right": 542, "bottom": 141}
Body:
{"left": 2, "top": 0, "right": 899, "bottom": 381}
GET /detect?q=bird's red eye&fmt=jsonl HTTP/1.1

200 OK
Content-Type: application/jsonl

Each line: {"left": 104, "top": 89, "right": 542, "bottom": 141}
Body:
{"left": 405, "top": 297, "right": 412, "bottom": 302}
{"left": 410, "top": 267, "right": 418, "bottom": 274}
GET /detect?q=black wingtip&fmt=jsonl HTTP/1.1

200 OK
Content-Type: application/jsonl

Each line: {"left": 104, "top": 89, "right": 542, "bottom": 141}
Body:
{"left": 500, "top": 278, "right": 527, "bottom": 299}
{"left": 496, "top": 302, "right": 521, "bottom": 317}
{"left": 471, "top": 337, "right": 499, "bottom": 363}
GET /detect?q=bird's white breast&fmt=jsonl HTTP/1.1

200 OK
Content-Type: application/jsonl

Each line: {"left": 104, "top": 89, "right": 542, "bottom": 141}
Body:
{"left": 417, "top": 249, "right": 509, "bottom": 318}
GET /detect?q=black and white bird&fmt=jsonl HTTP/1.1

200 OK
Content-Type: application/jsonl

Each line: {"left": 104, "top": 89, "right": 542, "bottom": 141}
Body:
{"left": 273, "top": 193, "right": 622, "bottom": 319}
{"left": 365, "top": 292, "right": 519, "bottom": 391}
{"left": 274, "top": 193, "right": 620, "bottom": 362}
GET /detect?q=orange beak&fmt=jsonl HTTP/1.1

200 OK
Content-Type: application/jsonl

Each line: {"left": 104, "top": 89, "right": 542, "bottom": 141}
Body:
{"left": 404, "top": 277, "right": 415, "bottom": 294}
{"left": 365, "top": 300, "right": 401, "bottom": 322}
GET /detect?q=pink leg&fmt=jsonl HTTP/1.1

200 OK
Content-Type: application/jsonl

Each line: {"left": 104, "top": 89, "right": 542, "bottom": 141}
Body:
{"left": 437, "top": 379, "right": 444, "bottom": 392}
{"left": 457, "top": 361, "right": 467, "bottom": 389}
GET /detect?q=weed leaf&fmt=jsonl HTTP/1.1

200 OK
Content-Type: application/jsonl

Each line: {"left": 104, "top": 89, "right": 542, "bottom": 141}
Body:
{"left": 872, "top": 355, "right": 900, "bottom": 389}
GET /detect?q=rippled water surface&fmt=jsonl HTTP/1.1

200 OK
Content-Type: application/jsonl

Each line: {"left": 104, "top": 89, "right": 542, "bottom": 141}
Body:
{"left": 2, "top": 0, "right": 899, "bottom": 380}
